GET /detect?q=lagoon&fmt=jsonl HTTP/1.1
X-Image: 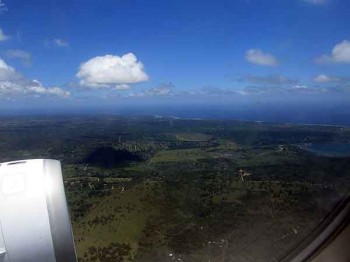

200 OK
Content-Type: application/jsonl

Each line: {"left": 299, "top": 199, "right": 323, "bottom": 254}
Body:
{"left": 300, "top": 143, "right": 350, "bottom": 157}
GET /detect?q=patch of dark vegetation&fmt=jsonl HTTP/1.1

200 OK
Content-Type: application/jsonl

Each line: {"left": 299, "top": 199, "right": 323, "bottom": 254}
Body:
{"left": 83, "top": 147, "right": 142, "bottom": 168}
{"left": 79, "top": 243, "right": 132, "bottom": 262}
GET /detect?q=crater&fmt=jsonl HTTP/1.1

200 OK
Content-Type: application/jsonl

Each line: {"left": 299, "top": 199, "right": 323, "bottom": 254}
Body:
{"left": 83, "top": 147, "right": 142, "bottom": 168}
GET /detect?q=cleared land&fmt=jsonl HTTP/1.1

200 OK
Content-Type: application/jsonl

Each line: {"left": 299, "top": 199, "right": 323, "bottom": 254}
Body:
{"left": 73, "top": 181, "right": 161, "bottom": 261}
{"left": 149, "top": 148, "right": 212, "bottom": 163}
{"left": 174, "top": 133, "right": 213, "bottom": 141}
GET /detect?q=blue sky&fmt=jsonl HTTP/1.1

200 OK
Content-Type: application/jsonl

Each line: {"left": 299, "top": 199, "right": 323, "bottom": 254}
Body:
{"left": 0, "top": 0, "right": 349, "bottom": 119}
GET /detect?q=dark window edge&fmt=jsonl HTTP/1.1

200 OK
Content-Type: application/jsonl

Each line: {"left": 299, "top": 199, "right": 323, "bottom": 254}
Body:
{"left": 281, "top": 192, "right": 350, "bottom": 262}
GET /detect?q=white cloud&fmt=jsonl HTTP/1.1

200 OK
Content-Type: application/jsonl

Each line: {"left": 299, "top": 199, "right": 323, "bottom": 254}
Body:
{"left": 244, "top": 75, "right": 297, "bottom": 85}
{"left": 5, "top": 49, "right": 31, "bottom": 60}
{"left": 126, "top": 83, "right": 174, "bottom": 97}
{"left": 0, "top": 58, "right": 70, "bottom": 98}
{"left": 5, "top": 49, "right": 31, "bottom": 65}
{"left": 290, "top": 85, "right": 309, "bottom": 90}
{"left": 0, "top": 59, "right": 19, "bottom": 81}
{"left": 239, "top": 83, "right": 331, "bottom": 96}
{"left": 303, "top": 0, "right": 328, "bottom": 5}
{"left": 245, "top": 49, "right": 278, "bottom": 66}
{"left": 315, "top": 40, "right": 350, "bottom": 64}
{"left": 45, "top": 86, "right": 70, "bottom": 97}
{"left": 288, "top": 85, "right": 327, "bottom": 94}
{"left": 313, "top": 74, "right": 335, "bottom": 83}
{"left": 0, "top": 28, "right": 9, "bottom": 41}
{"left": 197, "top": 86, "right": 240, "bottom": 96}
{"left": 54, "top": 38, "right": 69, "bottom": 47}
{"left": 0, "top": 0, "right": 7, "bottom": 14}
{"left": 44, "top": 38, "right": 69, "bottom": 48}
{"left": 313, "top": 74, "right": 350, "bottom": 84}
{"left": 115, "top": 84, "right": 130, "bottom": 90}
{"left": 77, "top": 53, "right": 149, "bottom": 88}
{"left": 145, "top": 83, "right": 173, "bottom": 96}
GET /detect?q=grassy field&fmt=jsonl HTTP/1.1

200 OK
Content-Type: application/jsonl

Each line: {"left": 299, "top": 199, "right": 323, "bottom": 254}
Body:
{"left": 73, "top": 181, "right": 162, "bottom": 261}
{"left": 149, "top": 148, "right": 213, "bottom": 163}
{"left": 173, "top": 133, "right": 213, "bottom": 141}
{"left": 209, "top": 139, "right": 239, "bottom": 150}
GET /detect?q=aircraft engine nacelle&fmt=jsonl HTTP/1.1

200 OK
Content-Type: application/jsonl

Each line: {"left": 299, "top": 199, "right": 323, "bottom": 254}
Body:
{"left": 0, "top": 159, "right": 77, "bottom": 262}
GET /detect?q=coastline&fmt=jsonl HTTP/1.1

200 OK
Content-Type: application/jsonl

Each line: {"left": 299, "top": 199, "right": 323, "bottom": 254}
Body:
{"left": 152, "top": 114, "right": 350, "bottom": 128}
{"left": 298, "top": 143, "right": 350, "bottom": 158}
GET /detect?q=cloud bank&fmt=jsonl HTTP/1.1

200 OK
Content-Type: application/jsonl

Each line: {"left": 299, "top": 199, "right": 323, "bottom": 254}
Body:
{"left": 313, "top": 74, "right": 350, "bottom": 84}
{"left": 244, "top": 75, "right": 298, "bottom": 85}
{"left": 0, "top": 58, "right": 70, "bottom": 98}
{"left": 0, "top": 1, "right": 7, "bottom": 14}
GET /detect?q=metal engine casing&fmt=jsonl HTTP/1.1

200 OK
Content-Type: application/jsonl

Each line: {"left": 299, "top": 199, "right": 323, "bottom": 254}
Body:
{"left": 0, "top": 159, "right": 77, "bottom": 262}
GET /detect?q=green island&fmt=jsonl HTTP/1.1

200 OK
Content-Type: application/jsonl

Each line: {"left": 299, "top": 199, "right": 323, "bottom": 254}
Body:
{"left": 1, "top": 115, "right": 349, "bottom": 262}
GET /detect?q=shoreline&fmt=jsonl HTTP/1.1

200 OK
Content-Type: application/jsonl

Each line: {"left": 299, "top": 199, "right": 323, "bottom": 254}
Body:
{"left": 152, "top": 114, "right": 349, "bottom": 128}
{"left": 298, "top": 143, "right": 350, "bottom": 158}
{"left": 0, "top": 112, "right": 349, "bottom": 128}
